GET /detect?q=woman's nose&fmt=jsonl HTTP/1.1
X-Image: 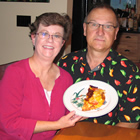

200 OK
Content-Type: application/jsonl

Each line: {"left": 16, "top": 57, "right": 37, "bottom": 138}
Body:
{"left": 47, "top": 35, "right": 54, "bottom": 42}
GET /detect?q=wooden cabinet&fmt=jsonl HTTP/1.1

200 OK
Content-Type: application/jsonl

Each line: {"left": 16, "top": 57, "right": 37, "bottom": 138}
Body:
{"left": 112, "top": 32, "right": 140, "bottom": 63}
{"left": 111, "top": 1, "right": 140, "bottom": 64}
{"left": 137, "top": 0, "right": 140, "bottom": 14}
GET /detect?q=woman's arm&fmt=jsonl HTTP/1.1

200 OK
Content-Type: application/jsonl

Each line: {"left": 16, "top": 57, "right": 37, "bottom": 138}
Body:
{"left": 34, "top": 111, "right": 82, "bottom": 133}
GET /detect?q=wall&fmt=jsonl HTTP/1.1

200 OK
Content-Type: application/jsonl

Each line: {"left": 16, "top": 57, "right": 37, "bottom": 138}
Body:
{"left": 0, "top": 0, "right": 73, "bottom": 64}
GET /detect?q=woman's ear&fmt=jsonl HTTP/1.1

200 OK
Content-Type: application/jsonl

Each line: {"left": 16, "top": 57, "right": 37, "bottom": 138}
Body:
{"left": 31, "top": 34, "right": 36, "bottom": 46}
{"left": 62, "top": 40, "right": 65, "bottom": 47}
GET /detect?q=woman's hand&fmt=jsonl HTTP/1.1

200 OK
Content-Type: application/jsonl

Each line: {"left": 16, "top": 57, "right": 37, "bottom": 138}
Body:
{"left": 57, "top": 111, "right": 82, "bottom": 129}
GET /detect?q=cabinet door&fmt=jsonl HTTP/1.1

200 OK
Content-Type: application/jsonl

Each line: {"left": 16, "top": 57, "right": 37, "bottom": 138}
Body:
{"left": 113, "top": 33, "right": 139, "bottom": 63}
{"left": 118, "top": 34, "right": 138, "bottom": 42}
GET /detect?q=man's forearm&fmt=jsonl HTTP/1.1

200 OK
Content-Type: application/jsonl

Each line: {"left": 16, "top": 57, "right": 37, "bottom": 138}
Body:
{"left": 116, "top": 122, "right": 139, "bottom": 129}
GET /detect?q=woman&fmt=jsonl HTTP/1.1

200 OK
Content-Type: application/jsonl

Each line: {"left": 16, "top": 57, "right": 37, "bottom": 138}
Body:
{"left": 0, "top": 13, "right": 82, "bottom": 140}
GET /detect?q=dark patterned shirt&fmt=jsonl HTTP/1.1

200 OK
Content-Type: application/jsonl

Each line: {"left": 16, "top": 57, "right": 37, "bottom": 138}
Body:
{"left": 58, "top": 48, "right": 140, "bottom": 125}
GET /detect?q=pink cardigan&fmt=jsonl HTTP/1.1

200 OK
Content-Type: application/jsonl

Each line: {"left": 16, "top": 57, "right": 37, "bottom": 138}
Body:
{"left": 0, "top": 59, "right": 73, "bottom": 140}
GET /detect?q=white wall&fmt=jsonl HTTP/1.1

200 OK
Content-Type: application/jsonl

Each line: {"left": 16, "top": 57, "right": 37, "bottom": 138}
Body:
{"left": 0, "top": 0, "right": 73, "bottom": 64}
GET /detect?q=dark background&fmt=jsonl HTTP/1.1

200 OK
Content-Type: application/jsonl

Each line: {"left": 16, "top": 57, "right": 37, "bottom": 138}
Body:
{"left": 71, "top": 0, "right": 110, "bottom": 52}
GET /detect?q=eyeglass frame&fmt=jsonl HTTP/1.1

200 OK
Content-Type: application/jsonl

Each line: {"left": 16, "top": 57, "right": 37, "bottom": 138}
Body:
{"left": 85, "top": 21, "right": 118, "bottom": 31}
{"left": 35, "top": 32, "right": 64, "bottom": 42}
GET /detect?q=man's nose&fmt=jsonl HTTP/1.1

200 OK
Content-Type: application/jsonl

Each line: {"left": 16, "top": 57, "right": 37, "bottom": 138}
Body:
{"left": 97, "top": 25, "right": 104, "bottom": 35}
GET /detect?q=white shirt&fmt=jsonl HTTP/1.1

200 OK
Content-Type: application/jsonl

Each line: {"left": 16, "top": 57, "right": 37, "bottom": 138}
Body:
{"left": 44, "top": 89, "right": 52, "bottom": 105}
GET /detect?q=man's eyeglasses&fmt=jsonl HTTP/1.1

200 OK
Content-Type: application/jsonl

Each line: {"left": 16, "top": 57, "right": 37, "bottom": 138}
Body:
{"left": 36, "top": 32, "right": 64, "bottom": 42}
{"left": 85, "top": 21, "right": 118, "bottom": 31}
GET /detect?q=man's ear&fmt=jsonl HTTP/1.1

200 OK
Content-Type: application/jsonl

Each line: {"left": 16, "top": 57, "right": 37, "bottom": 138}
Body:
{"left": 83, "top": 23, "right": 87, "bottom": 36}
{"left": 114, "top": 27, "right": 119, "bottom": 41}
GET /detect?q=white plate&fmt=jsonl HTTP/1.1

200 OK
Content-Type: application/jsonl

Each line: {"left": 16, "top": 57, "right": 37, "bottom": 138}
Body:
{"left": 63, "top": 80, "right": 118, "bottom": 117}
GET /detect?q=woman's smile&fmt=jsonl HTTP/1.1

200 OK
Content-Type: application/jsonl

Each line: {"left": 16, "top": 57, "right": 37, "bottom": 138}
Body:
{"left": 43, "top": 45, "right": 54, "bottom": 50}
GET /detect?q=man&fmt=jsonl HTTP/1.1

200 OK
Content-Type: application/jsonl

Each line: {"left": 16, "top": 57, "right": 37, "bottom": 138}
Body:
{"left": 58, "top": 3, "right": 140, "bottom": 129}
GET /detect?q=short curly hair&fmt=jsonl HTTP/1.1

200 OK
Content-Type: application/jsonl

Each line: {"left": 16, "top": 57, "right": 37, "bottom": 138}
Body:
{"left": 29, "top": 12, "right": 71, "bottom": 41}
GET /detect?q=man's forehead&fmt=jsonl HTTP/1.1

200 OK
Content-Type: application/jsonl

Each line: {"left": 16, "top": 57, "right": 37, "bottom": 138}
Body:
{"left": 87, "top": 8, "right": 116, "bottom": 22}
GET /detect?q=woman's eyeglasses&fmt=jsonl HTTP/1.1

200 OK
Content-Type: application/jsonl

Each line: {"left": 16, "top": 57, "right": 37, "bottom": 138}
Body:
{"left": 36, "top": 32, "right": 64, "bottom": 42}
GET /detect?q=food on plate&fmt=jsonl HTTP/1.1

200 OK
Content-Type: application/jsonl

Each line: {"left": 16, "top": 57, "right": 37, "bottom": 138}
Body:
{"left": 82, "top": 85, "right": 105, "bottom": 111}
